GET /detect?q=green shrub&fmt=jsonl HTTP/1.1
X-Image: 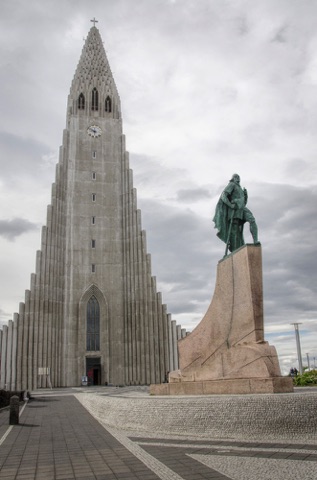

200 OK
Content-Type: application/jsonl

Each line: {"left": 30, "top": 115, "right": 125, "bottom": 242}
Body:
{"left": 293, "top": 369, "right": 317, "bottom": 386}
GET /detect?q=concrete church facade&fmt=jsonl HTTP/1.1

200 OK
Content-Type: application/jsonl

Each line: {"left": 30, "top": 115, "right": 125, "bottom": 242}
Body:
{"left": 0, "top": 25, "right": 185, "bottom": 390}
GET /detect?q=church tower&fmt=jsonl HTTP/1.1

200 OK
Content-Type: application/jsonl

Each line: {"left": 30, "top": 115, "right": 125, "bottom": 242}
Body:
{"left": 0, "top": 24, "right": 185, "bottom": 389}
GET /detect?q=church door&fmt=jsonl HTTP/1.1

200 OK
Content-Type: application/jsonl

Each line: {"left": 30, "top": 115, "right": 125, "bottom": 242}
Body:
{"left": 86, "top": 357, "right": 101, "bottom": 385}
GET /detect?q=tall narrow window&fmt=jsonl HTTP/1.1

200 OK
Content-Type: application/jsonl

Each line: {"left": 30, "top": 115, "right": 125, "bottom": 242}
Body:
{"left": 92, "top": 151, "right": 96, "bottom": 159}
{"left": 78, "top": 93, "right": 85, "bottom": 110}
{"left": 92, "top": 216, "right": 96, "bottom": 225}
{"left": 91, "top": 239, "right": 96, "bottom": 248}
{"left": 105, "top": 95, "right": 112, "bottom": 113}
{"left": 92, "top": 193, "right": 96, "bottom": 202}
{"left": 92, "top": 171, "right": 96, "bottom": 180}
{"left": 91, "top": 88, "right": 99, "bottom": 111}
{"left": 91, "top": 264, "right": 96, "bottom": 273}
{"left": 86, "top": 295, "right": 100, "bottom": 351}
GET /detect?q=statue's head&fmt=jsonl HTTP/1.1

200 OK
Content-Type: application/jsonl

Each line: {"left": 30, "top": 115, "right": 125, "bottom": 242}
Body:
{"left": 230, "top": 174, "right": 240, "bottom": 184}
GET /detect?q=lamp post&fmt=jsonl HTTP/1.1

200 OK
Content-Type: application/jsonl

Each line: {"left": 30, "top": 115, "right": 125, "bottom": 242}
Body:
{"left": 306, "top": 353, "right": 310, "bottom": 371}
{"left": 290, "top": 323, "right": 303, "bottom": 374}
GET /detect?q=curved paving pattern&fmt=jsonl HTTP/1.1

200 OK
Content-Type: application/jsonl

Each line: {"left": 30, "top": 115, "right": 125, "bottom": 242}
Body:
{"left": 76, "top": 388, "right": 317, "bottom": 442}
{"left": 0, "top": 387, "right": 316, "bottom": 479}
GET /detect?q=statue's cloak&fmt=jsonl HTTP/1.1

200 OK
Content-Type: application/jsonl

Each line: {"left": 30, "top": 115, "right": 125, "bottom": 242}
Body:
{"left": 213, "top": 198, "right": 231, "bottom": 244}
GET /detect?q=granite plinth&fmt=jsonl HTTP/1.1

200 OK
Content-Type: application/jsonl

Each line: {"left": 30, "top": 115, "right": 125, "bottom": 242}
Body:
{"left": 151, "top": 245, "right": 293, "bottom": 395}
{"left": 150, "top": 376, "right": 294, "bottom": 395}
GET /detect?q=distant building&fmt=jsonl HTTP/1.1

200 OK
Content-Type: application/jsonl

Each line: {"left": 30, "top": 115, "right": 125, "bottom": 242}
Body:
{"left": 0, "top": 24, "right": 186, "bottom": 389}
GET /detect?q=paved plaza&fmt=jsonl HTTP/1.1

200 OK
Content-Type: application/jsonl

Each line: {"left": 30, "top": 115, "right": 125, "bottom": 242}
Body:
{"left": 0, "top": 387, "right": 316, "bottom": 479}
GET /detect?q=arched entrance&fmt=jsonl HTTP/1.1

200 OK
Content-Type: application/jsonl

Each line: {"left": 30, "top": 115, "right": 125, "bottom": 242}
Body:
{"left": 86, "top": 357, "right": 101, "bottom": 385}
{"left": 79, "top": 284, "right": 110, "bottom": 386}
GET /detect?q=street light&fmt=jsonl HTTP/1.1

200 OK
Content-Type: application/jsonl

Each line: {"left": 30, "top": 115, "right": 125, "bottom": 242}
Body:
{"left": 306, "top": 353, "right": 310, "bottom": 371}
{"left": 290, "top": 323, "right": 303, "bottom": 374}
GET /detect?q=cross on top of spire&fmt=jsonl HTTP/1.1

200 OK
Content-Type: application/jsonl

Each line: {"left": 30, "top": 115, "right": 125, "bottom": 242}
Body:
{"left": 90, "top": 17, "right": 98, "bottom": 27}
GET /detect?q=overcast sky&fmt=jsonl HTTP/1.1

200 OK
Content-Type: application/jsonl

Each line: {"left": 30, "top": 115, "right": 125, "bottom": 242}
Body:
{"left": 0, "top": 0, "right": 316, "bottom": 375}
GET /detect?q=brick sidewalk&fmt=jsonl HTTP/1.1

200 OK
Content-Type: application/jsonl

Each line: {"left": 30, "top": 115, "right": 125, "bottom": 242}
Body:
{"left": 0, "top": 396, "right": 161, "bottom": 480}
{"left": 1, "top": 392, "right": 317, "bottom": 480}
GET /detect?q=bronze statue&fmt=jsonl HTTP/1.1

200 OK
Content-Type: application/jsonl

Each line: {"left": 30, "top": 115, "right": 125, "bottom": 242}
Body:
{"left": 213, "top": 174, "right": 260, "bottom": 255}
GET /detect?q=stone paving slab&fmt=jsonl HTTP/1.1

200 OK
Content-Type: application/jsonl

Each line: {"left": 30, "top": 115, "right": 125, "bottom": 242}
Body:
{"left": 0, "top": 389, "right": 316, "bottom": 480}
{"left": 75, "top": 388, "right": 317, "bottom": 480}
{"left": 0, "top": 407, "right": 10, "bottom": 441}
{"left": 125, "top": 437, "right": 317, "bottom": 480}
{"left": 0, "top": 396, "right": 161, "bottom": 480}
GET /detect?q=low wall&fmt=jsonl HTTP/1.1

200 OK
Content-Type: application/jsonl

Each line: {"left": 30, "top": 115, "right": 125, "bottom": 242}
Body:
{"left": 76, "top": 391, "right": 317, "bottom": 442}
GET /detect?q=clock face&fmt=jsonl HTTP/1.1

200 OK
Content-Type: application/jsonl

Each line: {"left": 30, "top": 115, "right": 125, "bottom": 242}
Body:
{"left": 87, "top": 125, "right": 102, "bottom": 138}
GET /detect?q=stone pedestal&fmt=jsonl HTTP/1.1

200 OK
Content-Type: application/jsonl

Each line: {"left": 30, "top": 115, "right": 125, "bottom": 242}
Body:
{"left": 150, "top": 245, "right": 293, "bottom": 395}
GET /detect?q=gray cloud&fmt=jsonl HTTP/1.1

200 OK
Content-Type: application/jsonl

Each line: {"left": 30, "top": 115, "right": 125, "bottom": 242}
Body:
{"left": 0, "top": 131, "right": 52, "bottom": 183}
{"left": 176, "top": 188, "right": 213, "bottom": 202}
{"left": 272, "top": 25, "right": 288, "bottom": 44}
{"left": 0, "top": 218, "right": 38, "bottom": 240}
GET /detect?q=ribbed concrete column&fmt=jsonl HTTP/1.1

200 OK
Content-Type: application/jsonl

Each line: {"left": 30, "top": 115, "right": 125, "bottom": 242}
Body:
{"left": 136, "top": 210, "right": 142, "bottom": 384}
{"left": 171, "top": 320, "right": 178, "bottom": 370}
{"left": 131, "top": 189, "right": 138, "bottom": 384}
{"left": 122, "top": 153, "right": 130, "bottom": 385}
{"left": 56, "top": 226, "right": 64, "bottom": 387}
{"left": 16, "top": 302, "right": 25, "bottom": 391}
{"left": 59, "top": 169, "right": 67, "bottom": 388}
{"left": 45, "top": 205, "right": 53, "bottom": 388}
{"left": 28, "top": 275, "right": 36, "bottom": 390}
{"left": 38, "top": 225, "right": 47, "bottom": 387}
{"left": 33, "top": 251, "right": 41, "bottom": 390}
{"left": 57, "top": 161, "right": 67, "bottom": 387}
{"left": 139, "top": 228, "right": 147, "bottom": 385}
{"left": 22, "top": 290, "right": 31, "bottom": 390}
{"left": 124, "top": 169, "right": 132, "bottom": 384}
{"left": 129, "top": 186, "right": 136, "bottom": 384}
{"left": 156, "top": 294, "right": 164, "bottom": 383}
{"left": 168, "top": 314, "right": 173, "bottom": 372}
{"left": 5, "top": 320, "right": 13, "bottom": 390}
{"left": 176, "top": 325, "right": 182, "bottom": 340}
{"left": 141, "top": 231, "right": 150, "bottom": 384}
{"left": 146, "top": 255, "right": 155, "bottom": 384}
{"left": 49, "top": 191, "right": 57, "bottom": 388}
{"left": 0, "top": 325, "right": 8, "bottom": 389}
{"left": 11, "top": 313, "right": 18, "bottom": 390}
{"left": 162, "top": 304, "right": 169, "bottom": 379}
{"left": 152, "top": 278, "right": 160, "bottom": 383}
{"left": 53, "top": 197, "right": 61, "bottom": 387}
